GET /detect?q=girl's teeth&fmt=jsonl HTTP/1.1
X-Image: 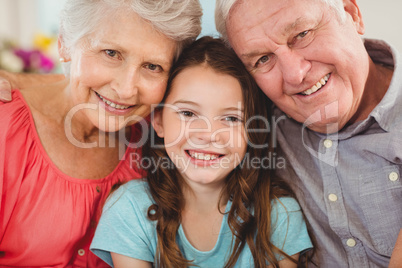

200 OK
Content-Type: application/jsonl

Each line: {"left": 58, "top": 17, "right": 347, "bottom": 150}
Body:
{"left": 189, "top": 151, "right": 219, "bottom": 160}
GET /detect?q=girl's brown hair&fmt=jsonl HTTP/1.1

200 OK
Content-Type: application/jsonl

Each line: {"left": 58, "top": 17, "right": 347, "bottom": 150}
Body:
{"left": 142, "top": 36, "right": 310, "bottom": 267}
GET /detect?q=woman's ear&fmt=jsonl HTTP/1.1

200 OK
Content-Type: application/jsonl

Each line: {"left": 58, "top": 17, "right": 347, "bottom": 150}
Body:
{"left": 151, "top": 109, "right": 164, "bottom": 138}
{"left": 58, "top": 35, "right": 71, "bottom": 62}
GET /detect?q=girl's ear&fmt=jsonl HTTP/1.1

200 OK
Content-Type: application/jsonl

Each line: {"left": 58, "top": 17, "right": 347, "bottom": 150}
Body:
{"left": 151, "top": 109, "right": 164, "bottom": 138}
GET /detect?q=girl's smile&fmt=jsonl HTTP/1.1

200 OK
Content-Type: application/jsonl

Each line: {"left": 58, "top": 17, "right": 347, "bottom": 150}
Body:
{"left": 153, "top": 65, "right": 247, "bottom": 188}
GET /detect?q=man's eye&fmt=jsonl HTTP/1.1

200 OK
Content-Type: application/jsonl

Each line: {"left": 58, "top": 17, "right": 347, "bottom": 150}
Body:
{"left": 297, "top": 30, "right": 309, "bottom": 39}
{"left": 105, "top": 50, "right": 118, "bottom": 58}
{"left": 255, "top": 55, "right": 269, "bottom": 67}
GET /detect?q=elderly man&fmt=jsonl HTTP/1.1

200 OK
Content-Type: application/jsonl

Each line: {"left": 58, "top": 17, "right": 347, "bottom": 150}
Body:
{"left": 215, "top": 0, "right": 401, "bottom": 267}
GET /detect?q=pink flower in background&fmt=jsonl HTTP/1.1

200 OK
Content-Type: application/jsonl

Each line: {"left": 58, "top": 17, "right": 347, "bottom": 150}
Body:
{"left": 13, "top": 49, "right": 55, "bottom": 73}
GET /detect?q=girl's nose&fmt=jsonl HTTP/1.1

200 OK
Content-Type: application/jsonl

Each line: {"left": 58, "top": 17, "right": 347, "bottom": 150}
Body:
{"left": 187, "top": 117, "right": 222, "bottom": 145}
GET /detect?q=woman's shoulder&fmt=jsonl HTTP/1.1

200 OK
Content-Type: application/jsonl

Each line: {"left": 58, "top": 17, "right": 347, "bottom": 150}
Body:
{"left": 0, "top": 90, "right": 33, "bottom": 138}
{"left": 0, "top": 90, "right": 29, "bottom": 120}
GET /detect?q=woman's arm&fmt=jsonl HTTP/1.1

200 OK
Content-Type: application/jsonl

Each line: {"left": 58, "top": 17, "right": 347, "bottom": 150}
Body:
{"left": 389, "top": 229, "right": 402, "bottom": 268}
{"left": 0, "top": 70, "right": 65, "bottom": 102}
{"left": 111, "top": 252, "right": 152, "bottom": 268}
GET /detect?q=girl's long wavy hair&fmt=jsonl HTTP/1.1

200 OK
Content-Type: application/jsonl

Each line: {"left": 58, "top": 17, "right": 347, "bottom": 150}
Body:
{"left": 142, "top": 36, "right": 310, "bottom": 267}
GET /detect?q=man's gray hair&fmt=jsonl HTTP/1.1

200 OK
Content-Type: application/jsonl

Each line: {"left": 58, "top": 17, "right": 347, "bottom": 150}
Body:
{"left": 215, "top": 0, "right": 346, "bottom": 44}
{"left": 59, "top": 0, "right": 202, "bottom": 74}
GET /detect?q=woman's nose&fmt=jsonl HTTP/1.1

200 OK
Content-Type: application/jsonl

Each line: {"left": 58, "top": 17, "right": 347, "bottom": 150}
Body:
{"left": 114, "top": 66, "right": 139, "bottom": 99}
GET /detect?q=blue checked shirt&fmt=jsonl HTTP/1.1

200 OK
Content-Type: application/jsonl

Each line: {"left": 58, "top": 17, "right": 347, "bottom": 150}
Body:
{"left": 275, "top": 39, "right": 402, "bottom": 268}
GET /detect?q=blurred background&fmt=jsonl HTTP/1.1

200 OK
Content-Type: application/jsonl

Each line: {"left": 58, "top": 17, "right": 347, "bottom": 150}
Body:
{"left": 0, "top": 0, "right": 400, "bottom": 74}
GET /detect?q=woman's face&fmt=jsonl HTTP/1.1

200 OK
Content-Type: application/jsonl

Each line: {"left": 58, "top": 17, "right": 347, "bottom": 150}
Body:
{"left": 66, "top": 11, "right": 177, "bottom": 132}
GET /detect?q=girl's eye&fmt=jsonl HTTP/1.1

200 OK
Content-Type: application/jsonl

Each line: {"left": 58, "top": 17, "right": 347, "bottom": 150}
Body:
{"left": 225, "top": 116, "right": 242, "bottom": 123}
{"left": 179, "top": 111, "right": 195, "bottom": 117}
{"left": 146, "top": 64, "right": 163, "bottom": 72}
{"left": 105, "top": 49, "right": 119, "bottom": 58}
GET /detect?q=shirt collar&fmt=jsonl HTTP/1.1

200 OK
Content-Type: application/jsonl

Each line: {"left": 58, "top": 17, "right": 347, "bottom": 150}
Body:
{"left": 364, "top": 38, "right": 402, "bottom": 132}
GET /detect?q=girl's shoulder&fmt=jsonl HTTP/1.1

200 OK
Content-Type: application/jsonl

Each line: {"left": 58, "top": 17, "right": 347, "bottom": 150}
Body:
{"left": 271, "top": 196, "right": 301, "bottom": 214}
{"left": 270, "top": 196, "right": 304, "bottom": 230}
{"left": 103, "top": 179, "right": 153, "bottom": 212}
{"left": 269, "top": 197, "right": 313, "bottom": 258}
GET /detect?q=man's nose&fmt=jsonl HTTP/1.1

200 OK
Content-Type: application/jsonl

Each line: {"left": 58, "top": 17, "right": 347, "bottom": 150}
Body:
{"left": 277, "top": 48, "right": 311, "bottom": 86}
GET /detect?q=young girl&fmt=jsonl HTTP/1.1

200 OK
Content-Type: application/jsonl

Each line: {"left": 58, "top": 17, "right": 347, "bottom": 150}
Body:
{"left": 90, "top": 37, "right": 313, "bottom": 268}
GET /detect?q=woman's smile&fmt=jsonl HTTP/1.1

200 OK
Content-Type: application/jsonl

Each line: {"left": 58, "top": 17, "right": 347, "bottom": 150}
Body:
{"left": 94, "top": 91, "right": 138, "bottom": 116}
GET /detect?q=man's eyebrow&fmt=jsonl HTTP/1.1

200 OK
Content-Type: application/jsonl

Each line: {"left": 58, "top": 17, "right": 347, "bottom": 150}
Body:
{"left": 241, "top": 17, "right": 310, "bottom": 60}
{"left": 284, "top": 17, "right": 309, "bottom": 34}
{"left": 241, "top": 50, "right": 264, "bottom": 60}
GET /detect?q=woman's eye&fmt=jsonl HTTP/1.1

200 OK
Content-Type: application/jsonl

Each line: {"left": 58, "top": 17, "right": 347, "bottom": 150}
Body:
{"left": 146, "top": 64, "right": 162, "bottom": 72}
{"left": 105, "top": 49, "right": 119, "bottom": 58}
{"left": 255, "top": 55, "right": 269, "bottom": 67}
{"left": 179, "top": 111, "right": 195, "bottom": 117}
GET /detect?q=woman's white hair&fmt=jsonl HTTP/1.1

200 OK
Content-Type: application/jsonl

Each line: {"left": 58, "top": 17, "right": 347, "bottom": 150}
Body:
{"left": 59, "top": 0, "right": 202, "bottom": 74}
{"left": 215, "top": 0, "right": 346, "bottom": 44}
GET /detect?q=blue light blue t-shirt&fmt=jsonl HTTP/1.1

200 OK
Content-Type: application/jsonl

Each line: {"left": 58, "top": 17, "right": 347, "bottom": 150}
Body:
{"left": 90, "top": 179, "right": 312, "bottom": 267}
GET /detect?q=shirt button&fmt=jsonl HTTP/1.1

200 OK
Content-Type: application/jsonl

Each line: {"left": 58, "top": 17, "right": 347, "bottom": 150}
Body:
{"left": 389, "top": 172, "right": 399, "bottom": 182}
{"left": 328, "top": 194, "right": 338, "bottom": 202}
{"left": 346, "top": 238, "right": 356, "bottom": 247}
{"left": 323, "top": 139, "right": 333, "bottom": 149}
{"left": 78, "top": 249, "right": 85, "bottom": 256}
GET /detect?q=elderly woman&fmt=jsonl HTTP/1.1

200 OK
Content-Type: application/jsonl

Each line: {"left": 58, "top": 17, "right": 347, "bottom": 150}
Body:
{"left": 0, "top": 0, "right": 201, "bottom": 267}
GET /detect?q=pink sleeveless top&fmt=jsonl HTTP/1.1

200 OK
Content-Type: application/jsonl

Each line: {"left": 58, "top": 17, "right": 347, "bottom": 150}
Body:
{"left": 0, "top": 90, "right": 145, "bottom": 267}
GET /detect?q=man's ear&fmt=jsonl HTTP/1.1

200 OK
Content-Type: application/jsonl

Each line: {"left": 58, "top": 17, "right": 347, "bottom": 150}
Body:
{"left": 343, "top": 0, "right": 365, "bottom": 35}
{"left": 151, "top": 109, "right": 164, "bottom": 138}
{"left": 58, "top": 35, "right": 71, "bottom": 62}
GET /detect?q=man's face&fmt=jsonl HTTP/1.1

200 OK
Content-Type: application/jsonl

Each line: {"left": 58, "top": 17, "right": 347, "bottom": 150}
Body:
{"left": 227, "top": 0, "right": 368, "bottom": 133}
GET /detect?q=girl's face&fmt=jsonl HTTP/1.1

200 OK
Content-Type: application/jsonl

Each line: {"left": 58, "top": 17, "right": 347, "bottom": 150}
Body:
{"left": 153, "top": 65, "right": 248, "bottom": 191}
{"left": 65, "top": 11, "right": 176, "bottom": 132}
